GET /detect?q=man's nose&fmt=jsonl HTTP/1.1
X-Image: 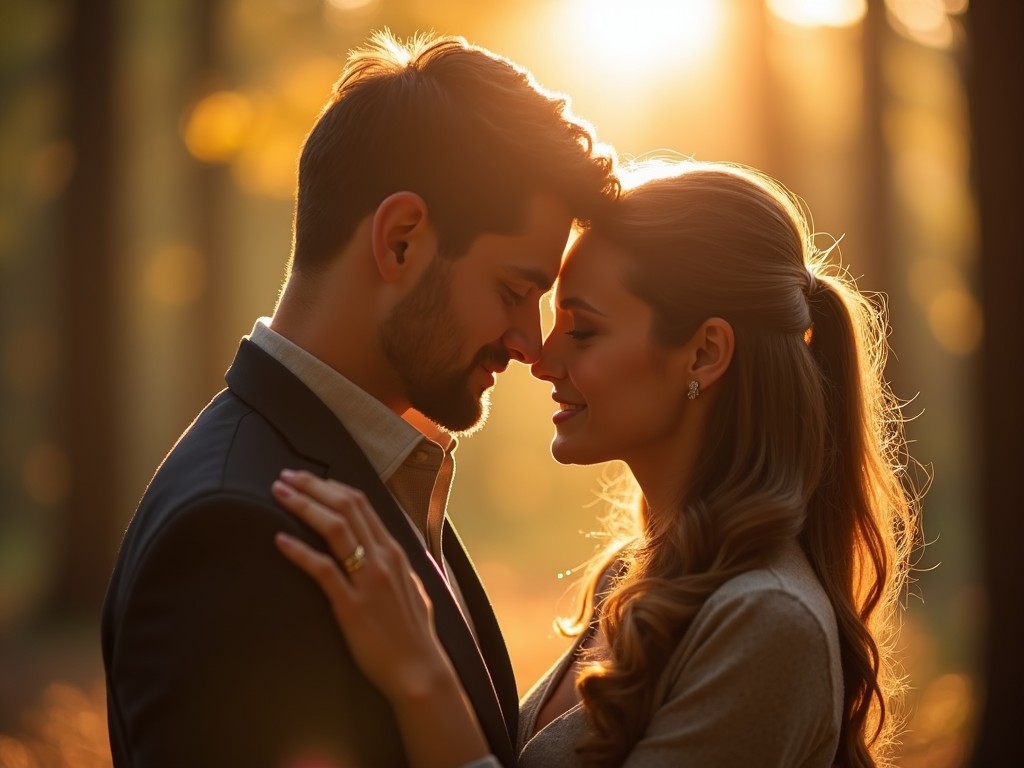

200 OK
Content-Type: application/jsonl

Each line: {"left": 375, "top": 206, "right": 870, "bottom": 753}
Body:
{"left": 503, "top": 305, "right": 544, "bottom": 364}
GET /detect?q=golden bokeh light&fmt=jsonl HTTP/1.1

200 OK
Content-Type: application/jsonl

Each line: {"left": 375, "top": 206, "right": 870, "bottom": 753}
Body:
{"left": 232, "top": 132, "right": 300, "bottom": 200}
{"left": 219, "top": 56, "right": 340, "bottom": 199}
{"left": 927, "top": 287, "right": 983, "bottom": 356}
{"left": 885, "top": 0, "right": 966, "bottom": 49}
{"left": 0, "top": 682, "right": 112, "bottom": 768}
{"left": 273, "top": 56, "right": 343, "bottom": 113}
{"left": 142, "top": 244, "right": 207, "bottom": 308}
{"left": 183, "top": 90, "right": 254, "bottom": 164}
{"left": 767, "top": 0, "right": 866, "bottom": 28}
{"left": 909, "top": 673, "right": 975, "bottom": 746}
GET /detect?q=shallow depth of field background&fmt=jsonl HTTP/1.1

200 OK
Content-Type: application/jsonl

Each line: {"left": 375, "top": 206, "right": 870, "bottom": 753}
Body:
{"left": 0, "top": 1, "right": 986, "bottom": 766}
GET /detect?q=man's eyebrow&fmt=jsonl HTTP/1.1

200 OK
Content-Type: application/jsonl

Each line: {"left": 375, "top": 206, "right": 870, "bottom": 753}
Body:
{"left": 510, "top": 266, "right": 556, "bottom": 292}
{"left": 558, "top": 296, "right": 608, "bottom": 317}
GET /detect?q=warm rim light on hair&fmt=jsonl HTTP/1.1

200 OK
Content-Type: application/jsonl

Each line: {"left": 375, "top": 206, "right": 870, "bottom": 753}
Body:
{"left": 566, "top": 0, "right": 723, "bottom": 73}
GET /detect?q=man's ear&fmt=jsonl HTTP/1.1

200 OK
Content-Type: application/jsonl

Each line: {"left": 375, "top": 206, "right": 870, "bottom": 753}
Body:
{"left": 685, "top": 317, "right": 735, "bottom": 392}
{"left": 370, "top": 192, "right": 434, "bottom": 282}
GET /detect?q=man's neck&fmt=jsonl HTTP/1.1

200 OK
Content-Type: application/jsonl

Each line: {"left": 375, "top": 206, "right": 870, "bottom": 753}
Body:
{"left": 270, "top": 283, "right": 407, "bottom": 415}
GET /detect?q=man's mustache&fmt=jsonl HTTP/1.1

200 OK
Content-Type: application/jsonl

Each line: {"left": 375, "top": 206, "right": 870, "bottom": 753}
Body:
{"left": 474, "top": 345, "right": 510, "bottom": 374}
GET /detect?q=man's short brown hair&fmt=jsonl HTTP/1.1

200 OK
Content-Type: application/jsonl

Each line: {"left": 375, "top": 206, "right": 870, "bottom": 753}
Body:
{"left": 292, "top": 31, "right": 619, "bottom": 271}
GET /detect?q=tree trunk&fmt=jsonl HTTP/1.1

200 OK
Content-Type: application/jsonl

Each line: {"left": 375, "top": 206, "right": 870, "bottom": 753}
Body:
{"left": 967, "top": 2, "right": 1024, "bottom": 763}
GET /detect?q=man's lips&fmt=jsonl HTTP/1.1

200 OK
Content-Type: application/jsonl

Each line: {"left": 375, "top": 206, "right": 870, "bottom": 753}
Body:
{"left": 477, "top": 365, "right": 496, "bottom": 389}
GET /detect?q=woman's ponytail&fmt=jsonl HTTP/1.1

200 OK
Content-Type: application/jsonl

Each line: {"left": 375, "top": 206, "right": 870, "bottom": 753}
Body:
{"left": 801, "top": 268, "right": 918, "bottom": 767}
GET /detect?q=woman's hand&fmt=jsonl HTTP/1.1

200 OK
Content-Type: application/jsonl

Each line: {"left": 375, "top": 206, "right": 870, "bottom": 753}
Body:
{"left": 272, "top": 470, "right": 494, "bottom": 768}
{"left": 271, "top": 469, "right": 451, "bottom": 702}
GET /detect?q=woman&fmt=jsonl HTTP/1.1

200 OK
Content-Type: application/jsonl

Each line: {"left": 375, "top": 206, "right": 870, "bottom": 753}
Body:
{"left": 272, "top": 161, "right": 920, "bottom": 767}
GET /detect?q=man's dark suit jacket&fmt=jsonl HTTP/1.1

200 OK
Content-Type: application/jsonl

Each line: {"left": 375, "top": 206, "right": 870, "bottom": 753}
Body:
{"left": 102, "top": 339, "right": 518, "bottom": 767}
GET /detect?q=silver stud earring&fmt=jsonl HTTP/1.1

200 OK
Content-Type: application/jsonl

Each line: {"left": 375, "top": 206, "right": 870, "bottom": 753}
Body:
{"left": 687, "top": 380, "right": 700, "bottom": 400}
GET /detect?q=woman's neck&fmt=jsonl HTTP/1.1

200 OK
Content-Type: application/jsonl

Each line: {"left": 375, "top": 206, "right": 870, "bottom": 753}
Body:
{"left": 629, "top": 458, "right": 690, "bottom": 522}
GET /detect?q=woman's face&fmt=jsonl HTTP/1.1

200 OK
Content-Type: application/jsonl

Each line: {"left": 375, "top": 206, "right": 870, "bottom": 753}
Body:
{"left": 531, "top": 234, "right": 694, "bottom": 470}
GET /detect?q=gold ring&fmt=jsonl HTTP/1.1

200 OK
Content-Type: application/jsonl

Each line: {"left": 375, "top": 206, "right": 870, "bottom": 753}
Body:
{"left": 342, "top": 544, "right": 366, "bottom": 574}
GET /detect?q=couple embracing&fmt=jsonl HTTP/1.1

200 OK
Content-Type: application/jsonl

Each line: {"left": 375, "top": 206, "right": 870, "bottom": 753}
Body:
{"left": 102, "top": 31, "right": 918, "bottom": 768}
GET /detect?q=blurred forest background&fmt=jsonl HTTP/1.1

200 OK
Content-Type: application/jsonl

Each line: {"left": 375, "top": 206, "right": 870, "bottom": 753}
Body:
{"left": 1, "top": 1, "right": 1020, "bottom": 766}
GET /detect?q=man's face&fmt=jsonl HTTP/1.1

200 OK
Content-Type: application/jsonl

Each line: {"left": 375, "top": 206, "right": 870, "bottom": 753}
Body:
{"left": 380, "top": 194, "right": 573, "bottom": 433}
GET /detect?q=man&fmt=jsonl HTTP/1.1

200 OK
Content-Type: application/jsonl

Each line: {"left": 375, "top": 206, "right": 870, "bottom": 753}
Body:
{"left": 102, "top": 31, "right": 617, "bottom": 768}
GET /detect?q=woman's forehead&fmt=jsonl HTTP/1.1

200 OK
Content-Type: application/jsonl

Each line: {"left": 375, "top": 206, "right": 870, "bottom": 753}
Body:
{"left": 557, "top": 234, "right": 623, "bottom": 288}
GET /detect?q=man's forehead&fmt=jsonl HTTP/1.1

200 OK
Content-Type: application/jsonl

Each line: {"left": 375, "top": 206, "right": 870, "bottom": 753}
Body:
{"left": 509, "top": 264, "right": 557, "bottom": 292}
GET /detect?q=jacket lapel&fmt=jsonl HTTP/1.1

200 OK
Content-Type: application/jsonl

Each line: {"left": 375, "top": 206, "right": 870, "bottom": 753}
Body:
{"left": 323, "top": 449, "right": 517, "bottom": 766}
{"left": 444, "top": 523, "right": 519, "bottom": 741}
{"left": 226, "top": 340, "right": 516, "bottom": 765}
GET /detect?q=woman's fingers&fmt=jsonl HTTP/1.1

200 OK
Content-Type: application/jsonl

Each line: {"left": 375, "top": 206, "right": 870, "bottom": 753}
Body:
{"left": 271, "top": 480, "right": 360, "bottom": 563}
{"left": 275, "top": 532, "right": 356, "bottom": 618}
{"left": 271, "top": 472, "right": 417, "bottom": 591}
{"left": 271, "top": 477, "right": 380, "bottom": 577}
{"left": 276, "top": 470, "right": 385, "bottom": 551}
{"left": 272, "top": 473, "right": 447, "bottom": 703}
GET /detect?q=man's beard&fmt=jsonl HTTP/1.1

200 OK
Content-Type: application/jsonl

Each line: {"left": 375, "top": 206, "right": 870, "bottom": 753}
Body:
{"left": 380, "top": 257, "right": 509, "bottom": 433}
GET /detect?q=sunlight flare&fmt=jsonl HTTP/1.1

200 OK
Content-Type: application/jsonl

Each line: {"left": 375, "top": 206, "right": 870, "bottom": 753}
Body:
{"left": 565, "top": 0, "right": 723, "bottom": 74}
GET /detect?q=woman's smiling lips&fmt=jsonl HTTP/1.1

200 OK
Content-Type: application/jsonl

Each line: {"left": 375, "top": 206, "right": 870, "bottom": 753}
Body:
{"left": 551, "top": 393, "right": 586, "bottom": 424}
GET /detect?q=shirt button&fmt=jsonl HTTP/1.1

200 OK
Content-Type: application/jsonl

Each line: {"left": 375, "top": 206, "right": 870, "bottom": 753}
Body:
{"left": 412, "top": 450, "right": 430, "bottom": 463}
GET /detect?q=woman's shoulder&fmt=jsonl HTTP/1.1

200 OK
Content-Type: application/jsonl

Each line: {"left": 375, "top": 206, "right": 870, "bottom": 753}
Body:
{"left": 704, "top": 541, "right": 837, "bottom": 637}
{"left": 639, "top": 542, "right": 844, "bottom": 765}
{"left": 669, "top": 540, "right": 844, "bottom": 701}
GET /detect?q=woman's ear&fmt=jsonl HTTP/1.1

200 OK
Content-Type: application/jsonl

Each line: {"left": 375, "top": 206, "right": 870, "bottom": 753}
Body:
{"left": 686, "top": 317, "right": 735, "bottom": 393}
{"left": 370, "top": 192, "right": 435, "bottom": 282}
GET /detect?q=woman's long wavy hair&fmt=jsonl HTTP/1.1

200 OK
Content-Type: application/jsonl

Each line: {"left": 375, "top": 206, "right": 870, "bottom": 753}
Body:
{"left": 564, "top": 162, "right": 920, "bottom": 768}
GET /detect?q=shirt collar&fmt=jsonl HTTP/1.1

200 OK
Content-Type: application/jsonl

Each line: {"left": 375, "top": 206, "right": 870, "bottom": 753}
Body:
{"left": 247, "top": 318, "right": 453, "bottom": 480}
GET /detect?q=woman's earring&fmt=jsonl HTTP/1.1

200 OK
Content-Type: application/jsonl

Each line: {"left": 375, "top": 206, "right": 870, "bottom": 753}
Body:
{"left": 687, "top": 380, "right": 700, "bottom": 400}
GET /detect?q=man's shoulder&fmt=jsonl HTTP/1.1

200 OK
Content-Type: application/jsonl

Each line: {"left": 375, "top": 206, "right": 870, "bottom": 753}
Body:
{"left": 108, "top": 391, "right": 313, "bottom": 592}
{"left": 144, "top": 389, "right": 278, "bottom": 510}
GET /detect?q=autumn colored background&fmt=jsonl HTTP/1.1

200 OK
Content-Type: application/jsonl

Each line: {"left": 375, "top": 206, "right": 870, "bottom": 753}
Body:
{"left": 2, "top": 1, "right": 1020, "bottom": 766}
